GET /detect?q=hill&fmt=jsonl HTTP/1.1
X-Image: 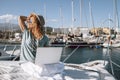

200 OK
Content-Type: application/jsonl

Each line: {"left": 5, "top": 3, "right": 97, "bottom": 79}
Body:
{"left": 0, "top": 23, "right": 20, "bottom": 31}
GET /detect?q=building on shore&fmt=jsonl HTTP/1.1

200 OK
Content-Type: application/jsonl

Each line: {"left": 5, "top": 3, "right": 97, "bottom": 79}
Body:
{"left": 90, "top": 27, "right": 115, "bottom": 35}
{"left": 52, "top": 27, "right": 90, "bottom": 35}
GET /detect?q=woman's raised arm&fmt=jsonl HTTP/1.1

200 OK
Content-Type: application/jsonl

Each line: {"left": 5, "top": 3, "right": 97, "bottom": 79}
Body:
{"left": 18, "top": 16, "right": 27, "bottom": 32}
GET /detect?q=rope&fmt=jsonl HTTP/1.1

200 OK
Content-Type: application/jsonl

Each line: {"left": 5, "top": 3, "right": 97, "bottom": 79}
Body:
{"left": 10, "top": 45, "right": 17, "bottom": 56}
{"left": 105, "top": 48, "right": 120, "bottom": 72}
{"left": 63, "top": 46, "right": 79, "bottom": 63}
{"left": 105, "top": 40, "right": 115, "bottom": 76}
{"left": 111, "top": 61, "right": 120, "bottom": 69}
{"left": 107, "top": 48, "right": 114, "bottom": 76}
{"left": 3, "top": 45, "right": 7, "bottom": 51}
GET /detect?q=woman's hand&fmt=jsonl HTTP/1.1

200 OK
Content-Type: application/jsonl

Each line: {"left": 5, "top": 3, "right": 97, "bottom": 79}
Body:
{"left": 26, "top": 17, "right": 31, "bottom": 23}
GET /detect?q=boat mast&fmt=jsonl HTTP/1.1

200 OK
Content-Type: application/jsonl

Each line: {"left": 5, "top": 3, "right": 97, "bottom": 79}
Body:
{"left": 80, "top": 0, "right": 82, "bottom": 28}
{"left": 60, "top": 7, "right": 64, "bottom": 34}
{"left": 44, "top": 3, "right": 47, "bottom": 33}
{"left": 89, "top": 0, "right": 95, "bottom": 35}
{"left": 109, "top": 14, "right": 111, "bottom": 36}
{"left": 71, "top": 0, "right": 74, "bottom": 34}
{"left": 113, "top": 0, "right": 119, "bottom": 34}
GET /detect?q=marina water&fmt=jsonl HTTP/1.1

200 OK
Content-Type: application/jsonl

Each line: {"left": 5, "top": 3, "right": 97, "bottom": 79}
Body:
{"left": 61, "top": 47, "right": 120, "bottom": 80}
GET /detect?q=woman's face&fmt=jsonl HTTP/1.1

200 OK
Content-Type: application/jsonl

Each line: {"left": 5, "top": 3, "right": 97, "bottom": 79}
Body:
{"left": 27, "top": 15, "right": 37, "bottom": 29}
{"left": 30, "top": 15, "right": 37, "bottom": 23}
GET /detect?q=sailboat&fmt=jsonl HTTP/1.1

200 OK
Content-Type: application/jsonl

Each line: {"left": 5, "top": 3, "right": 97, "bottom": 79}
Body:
{"left": 66, "top": 0, "right": 88, "bottom": 48}
{"left": 0, "top": 47, "right": 116, "bottom": 80}
{"left": 50, "top": 7, "right": 67, "bottom": 47}
{"left": 103, "top": 0, "right": 120, "bottom": 48}
{"left": 103, "top": 37, "right": 120, "bottom": 48}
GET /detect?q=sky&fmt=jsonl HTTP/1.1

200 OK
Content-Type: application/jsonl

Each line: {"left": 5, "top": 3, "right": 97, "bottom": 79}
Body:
{"left": 0, "top": 0, "right": 120, "bottom": 28}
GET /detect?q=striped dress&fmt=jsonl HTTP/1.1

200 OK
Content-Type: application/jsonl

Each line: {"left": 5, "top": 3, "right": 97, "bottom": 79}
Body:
{"left": 20, "top": 27, "right": 49, "bottom": 63}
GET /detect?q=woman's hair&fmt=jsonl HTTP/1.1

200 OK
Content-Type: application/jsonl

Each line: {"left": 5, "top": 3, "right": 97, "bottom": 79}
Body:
{"left": 31, "top": 14, "right": 45, "bottom": 39}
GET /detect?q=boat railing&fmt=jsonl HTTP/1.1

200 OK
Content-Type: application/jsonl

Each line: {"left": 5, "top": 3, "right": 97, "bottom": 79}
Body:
{"left": 63, "top": 46, "right": 79, "bottom": 63}
{"left": 3, "top": 45, "right": 7, "bottom": 51}
{"left": 104, "top": 45, "right": 120, "bottom": 79}
{"left": 62, "top": 42, "right": 120, "bottom": 79}
{"left": 10, "top": 45, "right": 17, "bottom": 56}
{"left": 0, "top": 45, "right": 21, "bottom": 58}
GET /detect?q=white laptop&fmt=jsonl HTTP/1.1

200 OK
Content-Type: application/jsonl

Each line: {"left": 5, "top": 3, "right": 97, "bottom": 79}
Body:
{"left": 35, "top": 47, "right": 63, "bottom": 65}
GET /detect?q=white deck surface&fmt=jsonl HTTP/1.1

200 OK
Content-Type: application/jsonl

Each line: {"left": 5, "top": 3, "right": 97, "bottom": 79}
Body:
{"left": 0, "top": 60, "right": 116, "bottom": 80}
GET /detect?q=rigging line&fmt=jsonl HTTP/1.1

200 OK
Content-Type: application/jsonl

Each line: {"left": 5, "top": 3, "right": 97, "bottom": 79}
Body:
{"left": 111, "top": 61, "right": 120, "bottom": 69}
{"left": 63, "top": 45, "right": 79, "bottom": 63}
{"left": 113, "top": 0, "right": 119, "bottom": 32}
{"left": 107, "top": 15, "right": 114, "bottom": 76}
{"left": 12, "top": 47, "right": 21, "bottom": 61}
{"left": 10, "top": 45, "right": 17, "bottom": 57}
{"left": 3, "top": 45, "right": 7, "bottom": 51}
{"left": 107, "top": 46, "right": 115, "bottom": 76}
{"left": 110, "top": 58, "right": 120, "bottom": 63}
{"left": 103, "top": 48, "right": 110, "bottom": 65}
{"left": 110, "top": 51, "right": 120, "bottom": 59}
{"left": 104, "top": 39, "right": 115, "bottom": 76}
{"left": 82, "top": 0, "right": 89, "bottom": 28}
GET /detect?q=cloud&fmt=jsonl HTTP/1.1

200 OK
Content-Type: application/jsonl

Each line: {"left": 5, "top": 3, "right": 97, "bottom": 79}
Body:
{"left": 0, "top": 14, "right": 18, "bottom": 23}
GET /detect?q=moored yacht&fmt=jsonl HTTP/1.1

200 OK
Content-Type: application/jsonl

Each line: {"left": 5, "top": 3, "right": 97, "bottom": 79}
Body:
{"left": 0, "top": 47, "right": 116, "bottom": 80}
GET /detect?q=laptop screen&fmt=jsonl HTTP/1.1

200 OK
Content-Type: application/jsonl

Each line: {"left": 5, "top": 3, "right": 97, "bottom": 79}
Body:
{"left": 35, "top": 47, "right": 63, "bottom": 65}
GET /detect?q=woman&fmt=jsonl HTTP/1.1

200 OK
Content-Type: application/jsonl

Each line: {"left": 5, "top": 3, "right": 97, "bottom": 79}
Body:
{"left": 18, "top": 13, "right": 49, "bottom": 63}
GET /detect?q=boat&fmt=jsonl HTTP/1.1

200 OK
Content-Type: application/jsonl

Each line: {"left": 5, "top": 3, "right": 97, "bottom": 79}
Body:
{"left": 0, "top": 47, "right": 116, "bottom": 80}
{"left": 86, "top": 36, "right": 104, "bottom": 48}
{"left": 103, "top": 39, "right": 120, "bottom": 48}
{"left": 50, "top": 36, "right": 66, "bottom": 47}
{"left": 64, "top": 60, "right": 115, "bottom": 80}
{"left": 0, "top": 45, "right": 20, "bottom": 60}
{"left": 0, "top": 39, "right": 21, "bottom": 45}
{"left": 66, "top": 40, "right": 88, "bottom": 48}
{"left": 65, "top": 33, "right": 88, "bottom": 48}
{"left": 103, "top": 0, "right": 120, "bottom": 48}
{"left": 0, "top": 60, "right": 115, "bottom": 80}
{"left": 0, "top": 61, "right": 115, "bottom": 80}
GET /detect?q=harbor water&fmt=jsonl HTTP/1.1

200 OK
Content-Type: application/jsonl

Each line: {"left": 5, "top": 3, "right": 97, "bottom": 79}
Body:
{"left": 0, "top": 45, "right": 120, "bottom": 80}
{"left": 61, "top": 47, "right": 120, "bottom": 80}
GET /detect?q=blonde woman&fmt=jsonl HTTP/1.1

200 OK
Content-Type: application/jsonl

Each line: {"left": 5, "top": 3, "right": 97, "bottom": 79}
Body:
{"left": 18, "top": 13, "right": 49, "bottom": 63}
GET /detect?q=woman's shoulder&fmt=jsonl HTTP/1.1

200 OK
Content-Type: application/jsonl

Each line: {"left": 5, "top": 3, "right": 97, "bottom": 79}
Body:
{"left": 41, "top": 34, "right": 49, "bottom": 41}
{"left": 43, "top": 34, "right": 48, "bottom": 38}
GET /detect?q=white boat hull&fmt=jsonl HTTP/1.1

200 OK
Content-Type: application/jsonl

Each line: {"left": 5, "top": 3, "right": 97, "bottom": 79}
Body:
{"left": 0, "top": 60, "right": 115, "bottom": 80}
{"left": 103, "top": 42, "right": 120, "bottom": 48}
